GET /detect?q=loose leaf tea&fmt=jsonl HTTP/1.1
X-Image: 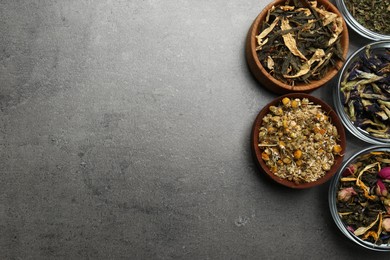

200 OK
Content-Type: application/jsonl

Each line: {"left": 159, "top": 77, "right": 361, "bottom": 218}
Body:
{"left": 336, "top": 151, "right": 390, "bottom": 245}
{"left": 345, "top": 0, "right": 390, "bottom": 35}
{"left": 340, "top": 46, "right": 390, "bottom": 139}
{"left": 256, "top": 0, "right": 344, "bottom": 85}
{"left": 258, "top": 97, "right": 342, "bottom": 184}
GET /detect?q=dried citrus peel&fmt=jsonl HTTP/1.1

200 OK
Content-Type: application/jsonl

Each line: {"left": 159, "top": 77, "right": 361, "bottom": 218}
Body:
{"left": 356, "top": 162, "right": 379, "bottom": 200}
{"left": 255, "top": 16, "right": 280, "bottom": 51}
{"left": 340, "top": 177, "right": 357, "bottom": 182}
{"left": 280, "top": 5, "right": 295, "bottom": 11}
{"left": 362, "top": 231, "right": 378, "bottom": 241}
{"left": 311, "top": 2, "right": 343, "bottom": 46}
{"left": 313, "top": 5, "right": 338, "bottom": 27}
{"left": 296, "top": 8, "right": 311, "bottom": 16}
{"left": 280, "top": 18, "right": 307, "bottom": 61}
{"left": 283, "top": 49, "right": 325, "bottom": 79}
{"left": 267, "top": 56, "right": 275, "bottom": 70}
{"left": 354, "top": 212, "right": 380, "bottom": 236}
{"left": 328, "top": 17, "right": 343, "bottom": 46}
{"left": 338, "top": 212, "right": 353, "bottom": 217}
{"left": 377, "top": 213, "right": 383, "bottom": 242}
{"left": 310, "top": 52, "right": 332, "bottom": 75}
{"left": 357, "top": 213, "right": 383, "bottom": 243}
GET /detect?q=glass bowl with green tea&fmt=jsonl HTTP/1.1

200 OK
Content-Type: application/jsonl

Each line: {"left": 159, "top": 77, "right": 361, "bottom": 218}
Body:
{"left": 334, "top": 41, "right": 390, "bottom": 145}
{"left": 245, "top": 0, "right": 349, "bottom": 94}
{"left": 336, "top": 0, "right": 390, "bottom": 41}
{"left": 329, "top": 146, "right": 390, "bottom": 251}
{"left": 252, "top": 93, "right": 346, "bottom": 189}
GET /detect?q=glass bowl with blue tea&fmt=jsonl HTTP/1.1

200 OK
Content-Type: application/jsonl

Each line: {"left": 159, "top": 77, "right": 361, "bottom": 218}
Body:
{"left": 329, "top": 146, "right": 390, "bottom": 251}
{"left": 336, "top": 0, "right": 390, "bottom": 41}
{"left": 334, "top": 41, "right": 390, "bottom": 145}
{"left": 245, "top": 0, "right": 349, "bottom": 94}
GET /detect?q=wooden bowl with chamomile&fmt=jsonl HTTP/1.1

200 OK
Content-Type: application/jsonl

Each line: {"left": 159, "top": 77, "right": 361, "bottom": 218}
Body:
{"left": 251, "top": 93, "right": 347, "bottom": 189}
{"left": 245, "top": 0, "right": 349, "bottom": 94}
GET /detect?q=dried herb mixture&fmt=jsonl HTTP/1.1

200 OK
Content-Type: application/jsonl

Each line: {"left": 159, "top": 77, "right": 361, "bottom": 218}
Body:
{"left": 256, "top": 0, "right": 344, "bottom": 85}
{"left": 345, "top": 0, "right": 390, "bottom": 35}
{"left": 258, "top": 97, "right": 342, "bottom": 184}
{"left": 340, "top": 46, "right": 390, "bottom": 139}
{"left": 337, "top": 151, "right": 390, "bottom": 245}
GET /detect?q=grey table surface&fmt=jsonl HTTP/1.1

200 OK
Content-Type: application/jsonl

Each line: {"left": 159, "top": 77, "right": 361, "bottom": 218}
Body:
{"left": 0, "top": 0, "right": 386, "bottom": 259}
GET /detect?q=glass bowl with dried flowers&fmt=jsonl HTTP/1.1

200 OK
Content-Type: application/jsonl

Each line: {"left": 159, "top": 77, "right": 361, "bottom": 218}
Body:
{"left": 329, "top": 146, "right": 390, "bottom": 251}
{"left": 334, "top": 41, "right": 390, "bottom": 145}
{"left": 245, "top": 0, "right": 349, "bottom": 94}
{"left": 251, "top": 93, "right": 347, "bottom": 189}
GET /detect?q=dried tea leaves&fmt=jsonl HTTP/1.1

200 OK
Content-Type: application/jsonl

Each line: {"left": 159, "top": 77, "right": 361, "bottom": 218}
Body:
{"left": 336, "top": 151, "right": 390, "bottom": 245}
{"left": 256, "top": 0, "right": 344, "bottom": 85}
{"left": 258, "top": 97, "right": 342, "bottom": 184}
{"left": 341, "top": 46, "right": 390, "bottom": 139}
{"left": 345, "top": 0, "right": 390, "bottom": 35}
{"left": 280, "top": 17, "right": 308, "bottom": 61}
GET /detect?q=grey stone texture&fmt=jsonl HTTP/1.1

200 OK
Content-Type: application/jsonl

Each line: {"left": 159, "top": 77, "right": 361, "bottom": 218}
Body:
{"left": 0, "top": 0, "right": 382, "bottom": 259}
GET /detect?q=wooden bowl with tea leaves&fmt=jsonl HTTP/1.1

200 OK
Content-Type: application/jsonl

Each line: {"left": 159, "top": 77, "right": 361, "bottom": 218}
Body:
{"left": 246, "top": 0, "right": 349, "bottom": 94}
{"left": 251, "top": 93, "right": 346, "bottom": 189}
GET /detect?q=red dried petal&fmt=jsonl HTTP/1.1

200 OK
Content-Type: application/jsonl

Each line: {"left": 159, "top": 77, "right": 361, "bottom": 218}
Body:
{"left": 376, "top": 179, "right": 388, "bottom": 197}
{"left": 378, "top": 167, "right": 390, "bottom": 179}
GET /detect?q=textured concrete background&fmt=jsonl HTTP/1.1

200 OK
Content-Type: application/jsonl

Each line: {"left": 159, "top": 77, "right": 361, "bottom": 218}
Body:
{"left": 0, "top": 0, "right": 384, "bottom": 259}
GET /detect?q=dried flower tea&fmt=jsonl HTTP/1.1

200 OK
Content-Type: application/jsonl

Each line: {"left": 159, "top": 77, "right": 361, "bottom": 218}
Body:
{"left": 258, "top": 97, "right": 342, "bottom": 184}
{"left": 340, "top": 46, "right": 390, "bottom": 139}
{"left": 336, "top": 151, "right": 390, "bottom": 245}
{"left": 345, "top": 0, "right": 390, "bottom": 35}
{"left": 256, "top": 0, "right": 344, "bottom": 85}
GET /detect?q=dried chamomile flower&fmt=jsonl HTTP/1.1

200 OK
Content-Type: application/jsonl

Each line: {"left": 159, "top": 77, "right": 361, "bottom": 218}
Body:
{"left": 258, "top": 98, "right": 342, "bottom": 184}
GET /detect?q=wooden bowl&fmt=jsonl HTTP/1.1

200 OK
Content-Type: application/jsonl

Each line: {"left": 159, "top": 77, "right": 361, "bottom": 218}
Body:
{"left": 251, "top": 93, "right": 347, "bottom": 189}
{"left": 245, "top": 0, "right": 349, "bottom": 94}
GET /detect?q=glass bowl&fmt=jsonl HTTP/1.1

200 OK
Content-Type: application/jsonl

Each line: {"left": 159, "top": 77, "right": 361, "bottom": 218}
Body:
{"left": 335, "top": 0, "right": 390, "bottom": 41}
{"left": 329, "top": 146, "right": 390, "bottom": 251}
{"left": 333, "top": 41, "right": 390, "bottom": 145}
